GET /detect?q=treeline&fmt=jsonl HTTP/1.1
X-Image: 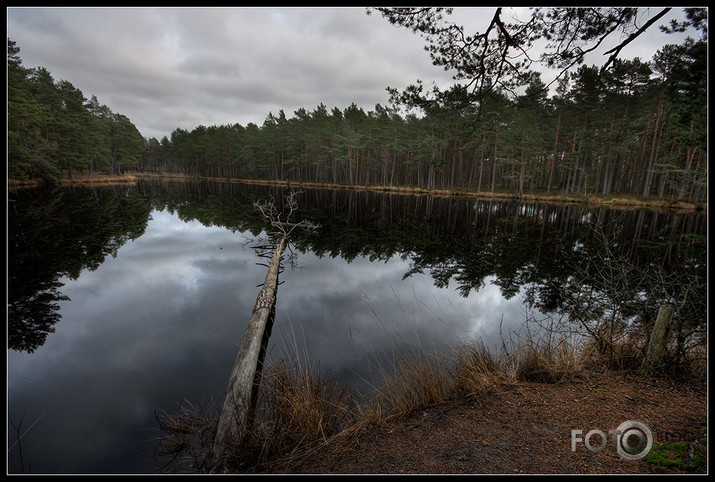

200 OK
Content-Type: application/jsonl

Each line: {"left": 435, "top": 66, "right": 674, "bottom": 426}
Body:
{"left": 144, "top": 52, "right": 705, "bottom": 203}
{"left": 137, "top": 30, "right": 707, "bottom": 203}
{"left": 8, "top": 32, "right": 706, "bottom": 203}
{"left": 8, "top": 39, "right": 145, "bottom": 184}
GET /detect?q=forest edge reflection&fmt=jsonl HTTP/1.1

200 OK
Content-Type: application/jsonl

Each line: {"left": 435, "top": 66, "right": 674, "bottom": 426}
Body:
{"left": 8, "top": 178, "right": 706, "bottom": 365}
{"left": 8, "top": 171, "right": 708, "bottom": 214}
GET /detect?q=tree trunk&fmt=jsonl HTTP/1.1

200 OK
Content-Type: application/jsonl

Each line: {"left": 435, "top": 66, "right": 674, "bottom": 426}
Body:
{"left": 477, "top": 141, "right": 485, "bottom": 192}
{"left": 518, "top": 140, "right": 526, "bottom": 196}
{"left": 677, "top": 121, "right": 697, "bottom": 201}
{"left": 547, "top": 107, "right": 562, "bottom": 193}
{"left": 490, "top": 134, "right": 498, "bottom": 193}
{"left": 210, "top": 236, "right": 285, "bottom": 468}
{"left": 642, "top": 90, "right": 664, "bottom": 198}
{"left": 644, "top": 304, "right": 674, "bottom": 373}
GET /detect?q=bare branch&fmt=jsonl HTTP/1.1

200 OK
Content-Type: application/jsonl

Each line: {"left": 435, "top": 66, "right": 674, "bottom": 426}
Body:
{"left": 601, "top": 8, "right": 672, "bottom": 73}
{"left": 374, "top": 7, "right": 672, "bottom": 112}
{"left": 253, "top": 190, "right": 321, "bottom": 240}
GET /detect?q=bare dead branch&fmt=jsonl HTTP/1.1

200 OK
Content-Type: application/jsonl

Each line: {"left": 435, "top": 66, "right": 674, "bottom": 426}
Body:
{"left": 253, "top": 190, "right": 321, "bottom": 240}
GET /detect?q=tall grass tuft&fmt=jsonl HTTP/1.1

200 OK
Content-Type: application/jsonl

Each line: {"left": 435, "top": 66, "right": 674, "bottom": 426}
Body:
{"left": 250, "top": 359, "right": 353, "bottom": 465}
{"left": 511, "top": 335, "right": 589, "bottom": 383}
{"left": 453, "top": 340, "right": 510, "bottom": 397}
{"left": 580, "top": 335, "right": 647, "bottom": 372}
{"left": 365, "top": 346, "right": 452, "bottom": 421}
{"left": 153, "top": 360, "right": 352, "bottom": 473}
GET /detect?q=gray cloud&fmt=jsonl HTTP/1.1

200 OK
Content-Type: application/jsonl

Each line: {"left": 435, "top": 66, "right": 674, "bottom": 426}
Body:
{"left": 7, "top": 7, "right": 691, "bottom": 141}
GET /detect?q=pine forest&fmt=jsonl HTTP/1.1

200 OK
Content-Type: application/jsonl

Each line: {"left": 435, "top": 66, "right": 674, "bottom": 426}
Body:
{"left": 7, "top": 19, "right": 707, "bottom": 205}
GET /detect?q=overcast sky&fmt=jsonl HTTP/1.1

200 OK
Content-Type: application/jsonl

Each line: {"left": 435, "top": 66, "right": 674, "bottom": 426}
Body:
{"left": 7, "top": 7, "right": 694, "bottom": 140}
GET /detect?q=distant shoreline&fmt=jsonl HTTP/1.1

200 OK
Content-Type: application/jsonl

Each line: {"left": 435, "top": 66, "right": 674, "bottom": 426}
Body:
{"left": 8, "top": 171, "right": 707, "bottom": 214}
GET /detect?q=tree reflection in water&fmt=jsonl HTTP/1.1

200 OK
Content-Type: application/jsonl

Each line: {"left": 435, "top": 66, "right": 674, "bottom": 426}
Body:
{"left": 8, "top": 180, "right": 706, "bottom": 358}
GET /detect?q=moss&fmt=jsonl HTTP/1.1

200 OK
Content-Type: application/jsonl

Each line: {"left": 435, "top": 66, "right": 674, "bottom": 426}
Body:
{"left": 645, "top": 442, "right": 688, "bottom": 467}
{"left": 645, "top": 440, "right": 705, "bottom": 471}
{"left": 685, "top": 455, "right": 703, "bottom": 471}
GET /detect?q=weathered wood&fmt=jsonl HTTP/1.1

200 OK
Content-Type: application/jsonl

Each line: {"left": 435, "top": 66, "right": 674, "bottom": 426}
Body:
{"left": 272, "top": 221, "right": 303, "bottom": 230}
{"left": 210, "top": 235, "right": 286, "bottom": 467}
{"left": 644, "top": 303, "right": 674, "bottom": 372}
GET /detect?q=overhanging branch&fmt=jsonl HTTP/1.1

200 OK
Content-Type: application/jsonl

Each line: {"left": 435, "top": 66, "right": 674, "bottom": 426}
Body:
{"left": 600, "top": 7, "right": 672, "bottom": 73}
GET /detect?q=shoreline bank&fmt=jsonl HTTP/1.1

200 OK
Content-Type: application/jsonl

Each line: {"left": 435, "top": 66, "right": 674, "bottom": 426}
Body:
{"left": 272, "top": 369, "right": 707, "bottom": 474}
{"left": 8, "top": 171, "right": 707, "bottom": 214}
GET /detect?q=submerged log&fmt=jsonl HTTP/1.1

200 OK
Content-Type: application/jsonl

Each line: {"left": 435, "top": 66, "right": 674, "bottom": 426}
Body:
{"left": 210, "top": 235, "right": 286, "bottom": 467}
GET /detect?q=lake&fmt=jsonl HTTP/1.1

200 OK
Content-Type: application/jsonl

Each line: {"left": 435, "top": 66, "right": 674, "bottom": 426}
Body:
{"left": 7, "top": 180, "right": 707, "bottom": 473}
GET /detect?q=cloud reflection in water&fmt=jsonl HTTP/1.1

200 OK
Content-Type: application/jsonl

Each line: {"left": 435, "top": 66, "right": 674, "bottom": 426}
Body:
{"left": 7, "top": 208, "right": 528, "bottom": 473}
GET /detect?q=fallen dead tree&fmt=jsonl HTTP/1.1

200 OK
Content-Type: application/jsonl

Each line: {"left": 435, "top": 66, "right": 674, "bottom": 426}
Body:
{"left": 209, "top": 191, "right": 318, "bottom": 471}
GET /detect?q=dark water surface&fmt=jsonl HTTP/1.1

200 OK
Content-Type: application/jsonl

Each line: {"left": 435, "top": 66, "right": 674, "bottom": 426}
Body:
{"left": 7, "top": 180, "right": 706, "bottom": 473}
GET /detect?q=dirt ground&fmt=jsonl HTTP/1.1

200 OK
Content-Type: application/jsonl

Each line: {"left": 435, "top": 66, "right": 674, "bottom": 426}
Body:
{"left": 264, "top": 370, "right": 707, "bottom": 474}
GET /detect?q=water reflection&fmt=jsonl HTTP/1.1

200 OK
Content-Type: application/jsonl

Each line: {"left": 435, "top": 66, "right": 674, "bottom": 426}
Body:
{"left": 7, "top": 181, "right": 707, "bottom": 473}
{"left": 8, "top": 185, "right": 152, "bottom": 353}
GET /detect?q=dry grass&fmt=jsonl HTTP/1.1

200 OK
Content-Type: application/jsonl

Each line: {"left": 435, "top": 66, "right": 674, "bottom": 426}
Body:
{"left": 213, "top": 359, "right": 354, "bottom": 473}
{"left": 154, "top": 401, "right": 216, "bottom": 473}
{"left": 364, "top": 348, "right": 452, "bottom": 422}
{"left": 250, "top": 360, "right": 353, "bottom": 462}
{"left": 154, "top": 329, "right": 705, "bottom": 473}
{"left": 452, "top": 340, "right": 510, "bottom": 397}
{"left": 154, "top": 304, "right": 705, "bottom": 473}
{"left": 580, "top": 335, "right": 647, "bottom": 372}
{"left": 683, "top": 345, "right": 708, "bottom": 382}
{"left": 59, "top": 171, "right": 142, "bottom": 185}
{"left": 154, "top": 359, "right": 353, "bottom": 473}
{"left": 8, "top": 178, "right": 43, "bottom": 189}
{"left": 510, "top": 336, "right": 590, "bottom": 383}
{"left": 577, "top": 332, "right": 707, "bottom": 382}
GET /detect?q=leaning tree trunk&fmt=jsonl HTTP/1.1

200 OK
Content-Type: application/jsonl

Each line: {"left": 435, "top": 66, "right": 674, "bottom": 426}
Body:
{"left": 210, "top": 235, "right": 286, "bottom": 468}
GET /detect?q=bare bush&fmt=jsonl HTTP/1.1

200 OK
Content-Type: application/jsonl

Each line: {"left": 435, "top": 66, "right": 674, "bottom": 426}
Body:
{"left": 529, "top": 215, "right": 706, "bottom": 375}
{"left": 154, "top": 401, "right": 216, "bottom": 473}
